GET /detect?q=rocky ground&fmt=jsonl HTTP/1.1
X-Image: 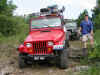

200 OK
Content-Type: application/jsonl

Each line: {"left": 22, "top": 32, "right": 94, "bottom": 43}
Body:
{"left": 0, "top": 41, "right": 89, "bottom": 75}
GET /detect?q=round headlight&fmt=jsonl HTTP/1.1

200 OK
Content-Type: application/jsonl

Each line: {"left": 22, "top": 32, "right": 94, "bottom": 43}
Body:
{"left": 48, "top": 42, "right": 53, "bottom": 46}
{"left": 26, "top": 43, "right": 32, "bottom": 47}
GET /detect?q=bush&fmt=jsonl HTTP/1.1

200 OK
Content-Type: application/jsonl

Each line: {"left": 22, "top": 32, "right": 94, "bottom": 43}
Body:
{"left": 0, "top": 15, "right": 17, "bottom": 36}
{"left": 0, "top": 14, "right": 28, "bottom": 37}
{"left": 88, "top": 30, "right": 100, "bottom": 59}
{"left": 93, "top": 14, "right": 100, "bottom": 29}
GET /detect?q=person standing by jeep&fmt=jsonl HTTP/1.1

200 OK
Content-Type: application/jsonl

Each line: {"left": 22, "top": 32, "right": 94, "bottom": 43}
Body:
{"left": 79, "top": 14, "right": 94, "bottom": 57}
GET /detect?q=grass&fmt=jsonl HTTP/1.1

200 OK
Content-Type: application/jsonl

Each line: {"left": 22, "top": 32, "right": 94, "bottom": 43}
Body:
{"left": 80, "top": 63, "right": 100, "bottom": 75}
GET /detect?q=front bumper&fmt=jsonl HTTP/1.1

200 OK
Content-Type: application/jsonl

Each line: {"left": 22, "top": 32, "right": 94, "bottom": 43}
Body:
{"left": 20, "top": 53, "right": 57, "bottom": 61}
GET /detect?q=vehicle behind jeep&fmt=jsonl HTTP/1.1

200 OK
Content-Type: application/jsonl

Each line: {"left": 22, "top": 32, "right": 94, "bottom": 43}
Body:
{"left": 65, "top": 20, "right": 78, "bottom": 40}
{"left": 17, "top": 5, "right": 69, "bottom": 69}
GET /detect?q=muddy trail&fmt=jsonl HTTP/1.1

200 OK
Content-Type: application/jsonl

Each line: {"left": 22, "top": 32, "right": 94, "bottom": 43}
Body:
{"left": 0, "top": 41, "right": 86, "bottom": 75}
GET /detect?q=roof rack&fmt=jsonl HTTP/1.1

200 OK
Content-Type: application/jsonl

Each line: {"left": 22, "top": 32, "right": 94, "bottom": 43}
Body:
{"left": 30, "top": 5, "right": 65, "bottom": 17}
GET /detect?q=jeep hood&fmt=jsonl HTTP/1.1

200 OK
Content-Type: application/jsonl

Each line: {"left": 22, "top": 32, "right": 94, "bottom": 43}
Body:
{"left": 25, "top": 29, "right": 64, "bottom": 42}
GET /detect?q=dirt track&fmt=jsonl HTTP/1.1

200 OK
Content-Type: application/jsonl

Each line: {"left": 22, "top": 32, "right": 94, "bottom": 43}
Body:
{"left": 0, "top": 41, "right": 83, "bottom": 75}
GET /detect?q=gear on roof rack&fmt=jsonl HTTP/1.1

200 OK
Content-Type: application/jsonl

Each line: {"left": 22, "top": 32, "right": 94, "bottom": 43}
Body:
{"left": 29, "top": 5, "right": 65, "bottom": 18}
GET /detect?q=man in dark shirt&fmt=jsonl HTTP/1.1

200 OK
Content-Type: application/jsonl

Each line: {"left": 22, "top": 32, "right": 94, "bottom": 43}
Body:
{"left": 79, "top": 14, "right": 94, "bottom": 56}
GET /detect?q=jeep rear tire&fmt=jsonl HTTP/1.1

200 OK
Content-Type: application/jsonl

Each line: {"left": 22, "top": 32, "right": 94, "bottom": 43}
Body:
{"left": 18, "top": 54, "right": 27, "bottom": 69}
{"left": 66, "top": 31, "right": 70, "bottom": 47}
{"left": 59, "top": 48, "right": 68, "bottom": 69}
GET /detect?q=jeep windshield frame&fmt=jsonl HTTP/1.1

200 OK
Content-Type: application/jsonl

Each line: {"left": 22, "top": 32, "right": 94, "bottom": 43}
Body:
{"left": 30, "top": 16, "right": 62, "bottom": 29}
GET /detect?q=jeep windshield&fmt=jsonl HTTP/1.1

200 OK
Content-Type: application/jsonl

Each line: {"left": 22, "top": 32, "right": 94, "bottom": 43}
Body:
{"left": 31, "top": 18, "right": 61, "bottom": 29}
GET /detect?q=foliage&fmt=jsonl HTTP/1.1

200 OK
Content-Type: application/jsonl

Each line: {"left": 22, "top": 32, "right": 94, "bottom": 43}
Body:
{"left": 0, "top": 0, "right": 27, "bottom": 36}
{"left": 0, "top": 16, "right": 29, "bottom": 44}
{"left": 0, "top": 0, "right": 17, "bottom": 36}
{"left": 0, "top": 0, "right": 16, "bottom": 16}
{"left": 92, "top": 0, "right": 100, "bottom": 16}
{"left": 0, "top": 15, "right": 16, "bottom": 36}
{"left": 92, "top": 0, "right": 100, "bottom": 29}
{"left": 0, "top": 0, "right": 29, "bottom": 43}
{"left": 88, "top": 30, "right": 100, "bottom": 58}
{"left": 93, "top": 14, "right": 100, "bottom": 29}
{"left": 0, "top": 0, "right": 7, "bottom": 13}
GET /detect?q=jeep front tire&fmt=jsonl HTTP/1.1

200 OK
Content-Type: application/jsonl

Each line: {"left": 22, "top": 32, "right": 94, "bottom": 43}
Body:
{"left": 18, "top": 53, "right": 27, "bottom": 68}
{"left": 59, "top": 48, "right": 68, "bottom": 69}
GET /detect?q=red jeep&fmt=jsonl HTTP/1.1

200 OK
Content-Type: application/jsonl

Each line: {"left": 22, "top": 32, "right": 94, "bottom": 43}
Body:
{"left": 17, "top": 14, "right": 69, "bottom": 69}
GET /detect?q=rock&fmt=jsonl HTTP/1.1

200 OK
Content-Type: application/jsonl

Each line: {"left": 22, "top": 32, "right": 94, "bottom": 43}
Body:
{"left": 19, "top": 70, "right": 24, "bottom": 73}
{"left": 48, "top": 69, "right": 53, "bottom": 73}
{"left": 4, "top": 72, "right": 10, "bottom": 75}
{"left": 72, "top": 66, "right": 89, "bottom": 72}
{"left": 9, "top": 61, "right": 15, "bottom": 65}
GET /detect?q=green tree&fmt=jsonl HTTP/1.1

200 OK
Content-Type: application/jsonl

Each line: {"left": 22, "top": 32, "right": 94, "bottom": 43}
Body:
{"left": 92, "top": 0, "right": 100, "bottom": 29}
{"left": 0, "top": 0, "right": 16, "bottom": 16}
{"left": 93, "top": 13, "right": 100, "bottom": 29}
{"left": 0, "top": 0, "right": 7, "bottom": 14}
{"left": 0, "top": 0, "right": 18, "bottom": 36}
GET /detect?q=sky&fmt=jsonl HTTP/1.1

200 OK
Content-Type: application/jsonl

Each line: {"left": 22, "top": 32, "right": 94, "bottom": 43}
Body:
{"left": 13, "top": 0, "right": 96, "bottom": 19}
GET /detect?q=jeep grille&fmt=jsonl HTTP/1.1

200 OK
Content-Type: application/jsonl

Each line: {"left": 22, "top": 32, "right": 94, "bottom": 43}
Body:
{"left": 33, "top": 41, "right": 48, "bottom": 55}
